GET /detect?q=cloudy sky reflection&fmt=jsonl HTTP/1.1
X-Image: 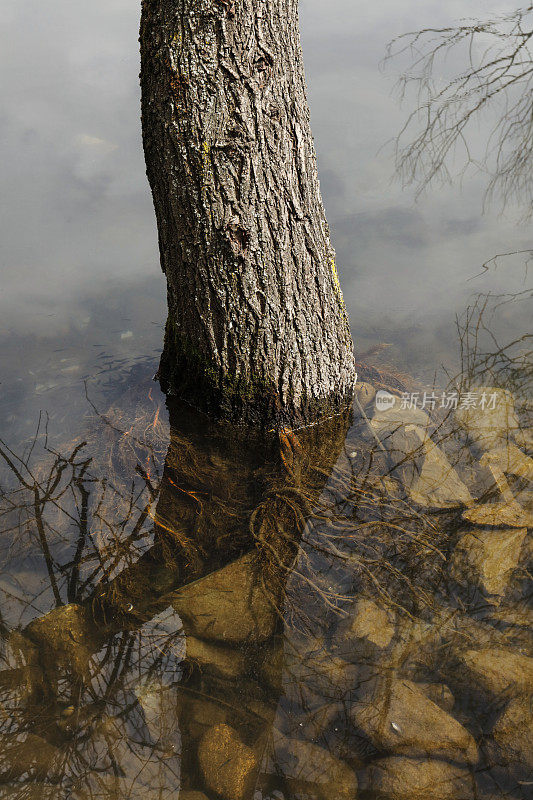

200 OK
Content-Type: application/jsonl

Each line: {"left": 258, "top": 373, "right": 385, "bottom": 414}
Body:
{"left": 0, "top": 0, "right": 530, "bottom": 388}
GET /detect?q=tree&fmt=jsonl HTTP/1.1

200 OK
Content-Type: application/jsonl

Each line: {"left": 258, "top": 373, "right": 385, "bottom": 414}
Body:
{"left": 386, "top": 5, "right": 533, "bottom": 217}
{"left": 140, "top": 0, "right": 356, "bottom": 428}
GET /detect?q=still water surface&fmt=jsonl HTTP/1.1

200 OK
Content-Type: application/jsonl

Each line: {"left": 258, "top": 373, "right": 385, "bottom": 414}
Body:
{"left": 0, "top": 1, "right": 532, "bottom": 798}
{"left": 0, "top": 332, "right": 531, "bottom": 799}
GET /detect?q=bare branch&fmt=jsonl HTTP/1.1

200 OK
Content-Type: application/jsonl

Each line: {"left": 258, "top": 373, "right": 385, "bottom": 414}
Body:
{"left": 384, "top": 6, "right": 533, "bottom": 215}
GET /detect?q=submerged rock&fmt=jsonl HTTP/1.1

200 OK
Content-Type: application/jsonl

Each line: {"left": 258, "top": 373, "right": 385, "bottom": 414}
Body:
{"left": 463, "top": 452, "right": 533, "bottom": 528}
{"left": 360, "top": 756, "right": 474, "bottom": 800}
{"left": 336, "top": 597, "right": 396, "bottom": 649}
{"left": 73, "top": 776, "right": 182, "bottom": 800}
{"left": 387, "top": 425, "right": 473, "bottom": 508}
{"left": 455, "top": 387, "right": 523, "bottom": 451}
{"left": 349, "top": 677, "right": 478, "bottom": 763}
{"left": 186, "top": 635, "right": 246, "bottom": 679}
{"left": 171, "top": 552, "right": 277, "bottom": 644}
{"left": 6, "top": 630, "right": 45, "bottom": 699}
{"left": 246, "top": 700, "right": 277, "bottom": 732}
{"left": 176, "top": 692, "right": 229, "bottom": 743}
{"left": 71, "top": 703, "right": 181, "bottom": 799}
{"left": 489, "top": 603, "right": 533, "bottom": 633}
{"left": 278, "top": 701, "right": 343, "bottom": 743}
{"left": 490, "top": 694, "right": 533, "bottom": 779}
{"left": 270, "top": 735, "right": 358, "bottom": 800}
{"left": 387, "top": 607, "right": 515, "bottom": 681}
{"left": 414, "top": 682, "right": 455, "bottom": 714}
{"left": 371, "top": 404, "right": 430, "bottom": 434}
{"left": 179, "top": 793, "right": 210, "bottom": 800}
{"left": 24, "top": 603, "right": 103, "bottom": 679}
{"left": 462, "top": 499, "right": 532, "bottom": 528}
{"left": 457, "top": 649, "right": 533, "bottom": 700}
{"left": 283, "top": 636, "right": 359, "bottom": 703}
{"left": 450, "top": 527, "right": 527, "bottom": 597}
{"left": 198, "top": 723, "right": 258, "bottom": 800}
{"left": 354, "top": 381, "right": 376, "bottom": 408}
{"left": 481, "top": 442, "right": 533, "bottom": 480}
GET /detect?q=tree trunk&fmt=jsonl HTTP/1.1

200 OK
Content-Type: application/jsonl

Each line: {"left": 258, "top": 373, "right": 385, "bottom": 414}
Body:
{"left": 140, "top": 0, "right": 356, "bottom": 427}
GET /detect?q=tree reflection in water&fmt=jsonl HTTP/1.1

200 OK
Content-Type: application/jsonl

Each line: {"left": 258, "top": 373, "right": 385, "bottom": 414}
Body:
{"left": 0, "top": 298, "right": 531, "bottom": 800}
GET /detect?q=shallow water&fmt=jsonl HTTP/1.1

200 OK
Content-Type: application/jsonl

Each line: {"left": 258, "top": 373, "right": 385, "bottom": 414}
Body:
{"left": 0, "top": 332, "right": 531, "bottom": 799}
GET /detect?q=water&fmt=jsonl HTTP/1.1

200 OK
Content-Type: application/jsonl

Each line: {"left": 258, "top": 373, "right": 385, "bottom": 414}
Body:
{"left": 0, "top": 344, "right": 531, "bottom": 798}
{"left": 1, "top": 1, "right": 532, "bottom": 798}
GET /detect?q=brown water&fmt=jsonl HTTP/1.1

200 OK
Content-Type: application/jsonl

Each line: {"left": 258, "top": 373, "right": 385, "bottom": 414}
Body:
{"left": 0, "top": 321, "right": 531, "bottom": 800}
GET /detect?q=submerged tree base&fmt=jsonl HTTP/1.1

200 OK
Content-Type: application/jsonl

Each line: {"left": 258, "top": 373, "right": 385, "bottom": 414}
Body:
{"left": 157, "top": 321, "right": 355, "bottom": 430}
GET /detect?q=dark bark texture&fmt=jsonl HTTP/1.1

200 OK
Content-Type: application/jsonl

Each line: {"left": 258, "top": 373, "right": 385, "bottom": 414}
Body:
{"left": 140, "top": 0, "right": 356, "bottom": 427}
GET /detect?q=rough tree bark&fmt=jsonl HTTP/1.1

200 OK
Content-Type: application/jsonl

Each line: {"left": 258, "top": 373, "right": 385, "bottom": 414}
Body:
{"left": 140, "top": 0, "right": 356, "bottom": 427}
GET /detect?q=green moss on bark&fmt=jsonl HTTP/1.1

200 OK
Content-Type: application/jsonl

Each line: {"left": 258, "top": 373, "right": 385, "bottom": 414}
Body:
{"left": 158, "top": 318, "right": 353, "bottom": 430}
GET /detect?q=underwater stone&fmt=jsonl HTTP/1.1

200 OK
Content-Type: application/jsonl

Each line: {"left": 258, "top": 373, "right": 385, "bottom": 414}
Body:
{"left": 489, "top": 603, "right": 533, "bottom": 635}
{"left": 458, "top": 648, "right": 533, "bottom": 699}
{"left": 282, "top": 635, "right": 359, "bottom": 703}
{"left": 6, "top": 630, "right": 45, "bottom": 699}
{"left": 337, "top": 597, "right": 396, "bottom": 649}
{"left": 414, "top": 682, "right": 455, "bottom": 714}
{"left": 450, "top": 527, "right": 527, "bottom": 597}
{"left": 186, "top": 635, "right": 247, "bottom": 679}
{"left": 462, "top": 499, "right": 532, "bottom": 528}
{"left": 171, "top": 552, "right": 277, "bottom": 644}
{"left": 283, "top": 701, "right": 343, "bottom": 743}
{"left": 455, "top": 387, "right": 523, "bottom": 451}
{"left": 490, "top": 694, "right": 533, "bottom": 779}
{"left": 177, "top": 693, "right": 230, "bottom": 743}
{"left": 481, "top": 442, "right": 533, "bottom": 480}
{"left": 24, "top": 603, "right": 103, "bottom": 680}
{"left": 462, "top": 499, "right": 532, "bottom": 529}
{"left": 463, "top": 449, "right": 533, "bottom": 528}
{"left": 370, "top": 404, "right": 430, "bottom": 433}
{"left": 73, "top": 778, "right": 185, "bottom": 800}
{"left": 349, "top": 677, "right": 478, "bottom": 763}
{"left": 198, "top": 723, "right": 258, "bottom": 800}
{"left": 388, "top": 424, "right": 473, "bottom": 509}
{"left": 354, "top": 381, "right": 376, "bottom": 408}
{"left": 359, "top": 756, "right": 474, "bottom": 800}
{"left": 270, "top": 734, "right": 358, "bottom": 800}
